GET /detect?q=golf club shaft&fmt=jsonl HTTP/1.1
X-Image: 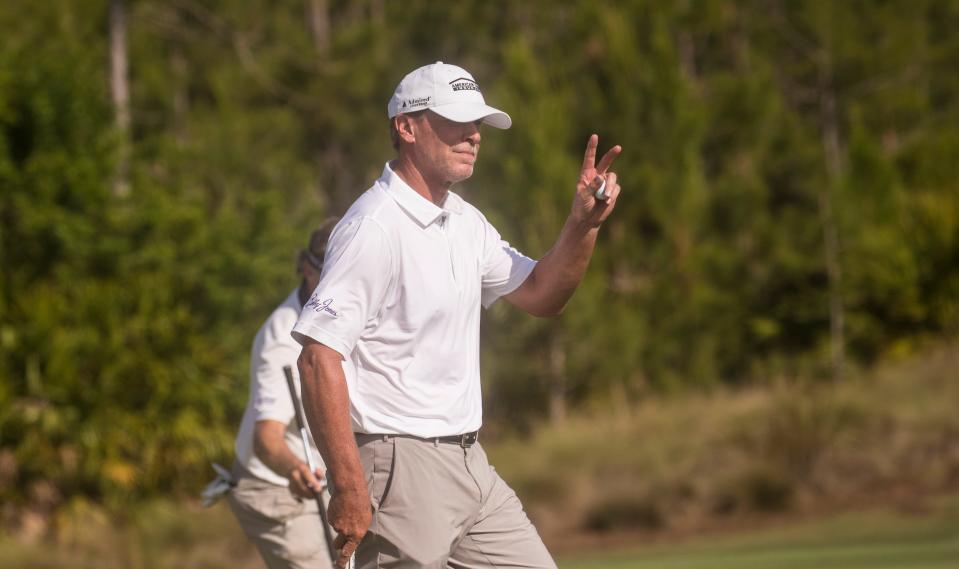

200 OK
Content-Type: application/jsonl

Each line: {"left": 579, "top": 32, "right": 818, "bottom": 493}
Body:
{"left": 283, "top": 364, "right": 337, "bottom": 563}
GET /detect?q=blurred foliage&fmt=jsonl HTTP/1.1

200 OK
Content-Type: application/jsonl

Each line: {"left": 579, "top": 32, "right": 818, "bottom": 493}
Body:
{"left": 1, "top": 0, "right": 958, "bottom": 525}
{"left": 490, "top": 344, "right": 959, "bottom": 538}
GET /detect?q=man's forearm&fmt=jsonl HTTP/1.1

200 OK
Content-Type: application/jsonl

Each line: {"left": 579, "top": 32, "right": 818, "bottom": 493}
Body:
{"left": 296, "top": 342, "right": 366, "bottom": 495}
{"left": 254, "top": 420, "right": 306, "bottom": 477}
{"left": 510, "top": 216, "right": 599, "bottom": 317}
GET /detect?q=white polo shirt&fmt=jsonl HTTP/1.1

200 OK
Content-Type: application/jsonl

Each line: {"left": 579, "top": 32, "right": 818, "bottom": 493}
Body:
{"left": 292, "top": 163, "right": 536, "bottom": 437}
{"left": 235, "top": 289, "right": 322, "bottom": 486}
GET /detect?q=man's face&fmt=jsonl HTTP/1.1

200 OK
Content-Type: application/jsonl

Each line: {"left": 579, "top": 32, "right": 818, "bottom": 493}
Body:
{"left": 409, "top": 111, "right": 482, "bottom": 187}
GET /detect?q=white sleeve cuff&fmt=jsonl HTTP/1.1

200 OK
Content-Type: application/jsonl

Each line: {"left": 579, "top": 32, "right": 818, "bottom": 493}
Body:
{"left": 481, "top": 258, "right": 537, "bottom": 309}
{"left": 291, "top": 322, "right": 351, "bottom": 360}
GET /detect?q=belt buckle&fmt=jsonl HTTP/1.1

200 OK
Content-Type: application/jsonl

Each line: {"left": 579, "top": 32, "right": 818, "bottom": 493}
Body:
{"left": 460, "top": 432, "right": 477, "bottom": 448}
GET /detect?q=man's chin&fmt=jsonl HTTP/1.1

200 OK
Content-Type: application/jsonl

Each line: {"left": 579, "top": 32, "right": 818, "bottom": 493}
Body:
{"left": 445, "top": 167, "right": 474, "bottom": 186}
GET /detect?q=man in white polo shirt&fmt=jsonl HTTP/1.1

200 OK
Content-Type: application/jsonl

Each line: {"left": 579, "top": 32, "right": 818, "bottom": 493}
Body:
{"left": 293, "top": 62, "right": 621, "bottom": 568}
{"left": 229, "top": 219, "right": 338, "bottom": 569}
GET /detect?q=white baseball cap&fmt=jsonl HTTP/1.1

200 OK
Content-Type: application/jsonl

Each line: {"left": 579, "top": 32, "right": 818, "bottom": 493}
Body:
{"left": 387, "top": 61, "right": 512, "bottom": 129}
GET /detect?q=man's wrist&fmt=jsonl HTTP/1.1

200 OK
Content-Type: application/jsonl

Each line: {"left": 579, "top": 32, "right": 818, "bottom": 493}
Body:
{"left": 329, "top": 475, "right": 368, "bottom": 497}
{"left": 567, "top": 214, "right": 600, "bottom": 236}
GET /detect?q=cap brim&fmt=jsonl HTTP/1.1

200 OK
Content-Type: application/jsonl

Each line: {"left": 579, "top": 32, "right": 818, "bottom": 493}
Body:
{"left": 431, "top": 103, "right": 512, "bottom": 129}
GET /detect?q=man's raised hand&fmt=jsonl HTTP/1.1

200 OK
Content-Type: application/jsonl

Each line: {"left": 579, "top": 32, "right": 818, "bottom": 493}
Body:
{"left": 574, "top": 134, "right": 622, "bottom": 227}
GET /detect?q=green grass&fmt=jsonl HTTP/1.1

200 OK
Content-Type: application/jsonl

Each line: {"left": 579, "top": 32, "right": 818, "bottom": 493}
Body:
{"left": 1, "top": 496, "right": 957, "bottom": 568}
{"left": 557, "top": 497, "right": 959, "bottom": 569}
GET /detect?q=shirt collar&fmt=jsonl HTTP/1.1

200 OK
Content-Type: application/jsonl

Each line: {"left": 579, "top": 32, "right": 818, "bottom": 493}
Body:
{"left": 380, "top": 162, "right": 463, "bottom": 228}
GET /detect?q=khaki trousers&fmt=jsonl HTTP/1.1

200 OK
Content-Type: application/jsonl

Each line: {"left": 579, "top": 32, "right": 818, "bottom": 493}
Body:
{"left": 355, "top": 434, "right": 556, "bottom": 569}
{"left": 228, "top": 472, "right": 334, "bottom": 569}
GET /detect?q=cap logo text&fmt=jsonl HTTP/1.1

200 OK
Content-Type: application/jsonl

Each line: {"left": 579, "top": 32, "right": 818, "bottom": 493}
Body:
{"left": 449, "top": 77, "right": 480, "bottom": 92}
{"left": 404, "top": 96, "right": 431, "bottom": 109}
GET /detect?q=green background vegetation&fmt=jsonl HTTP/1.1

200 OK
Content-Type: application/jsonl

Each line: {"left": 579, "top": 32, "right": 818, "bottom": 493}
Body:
{"left": 1, "top": 0, "right": 958, "bottom": 561}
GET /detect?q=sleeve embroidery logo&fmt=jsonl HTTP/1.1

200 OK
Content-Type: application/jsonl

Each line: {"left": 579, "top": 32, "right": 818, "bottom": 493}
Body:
{"left": 305, "top": 295, "right": 339, "bottom": 318}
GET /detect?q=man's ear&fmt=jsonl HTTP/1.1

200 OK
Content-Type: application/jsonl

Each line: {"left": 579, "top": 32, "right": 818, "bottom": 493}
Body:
{"left": 394, "top": 115, "right": 416, "bottom": 144}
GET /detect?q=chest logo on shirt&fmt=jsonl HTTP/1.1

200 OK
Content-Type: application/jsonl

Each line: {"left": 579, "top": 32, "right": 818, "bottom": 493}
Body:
{"left": 305, "top": 294, "right": 339, "bottom": 318}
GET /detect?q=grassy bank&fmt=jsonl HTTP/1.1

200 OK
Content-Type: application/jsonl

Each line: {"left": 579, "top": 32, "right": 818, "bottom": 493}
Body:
{"left": 488, "top": 343, "right": 959, "bottom": 543}
{"left": 0, "top": 500, "right": 259, "bottom": 569}
{"left": 2, "top": 494, "right": 957, "bottom": 568}
{"left": 1, "top": 344, "right": 956, "bottom": 567}
{"left": 557, "top": 495, "right": 959, "bottom": 569}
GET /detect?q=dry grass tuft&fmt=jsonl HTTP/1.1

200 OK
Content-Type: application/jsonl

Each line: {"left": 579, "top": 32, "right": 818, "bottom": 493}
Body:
{"left": 488, "top": 342, "right": 959, "bottom": 541}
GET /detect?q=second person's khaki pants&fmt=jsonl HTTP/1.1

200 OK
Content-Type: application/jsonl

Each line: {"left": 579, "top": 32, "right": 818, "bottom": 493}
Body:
{"left": 228, "top": 472, "right": 334, "bottom": 569}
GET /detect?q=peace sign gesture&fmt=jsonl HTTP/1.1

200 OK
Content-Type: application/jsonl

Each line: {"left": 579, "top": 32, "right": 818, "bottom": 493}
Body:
{"left": 574, "top": 134, "right": 622, "bottom": 227}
